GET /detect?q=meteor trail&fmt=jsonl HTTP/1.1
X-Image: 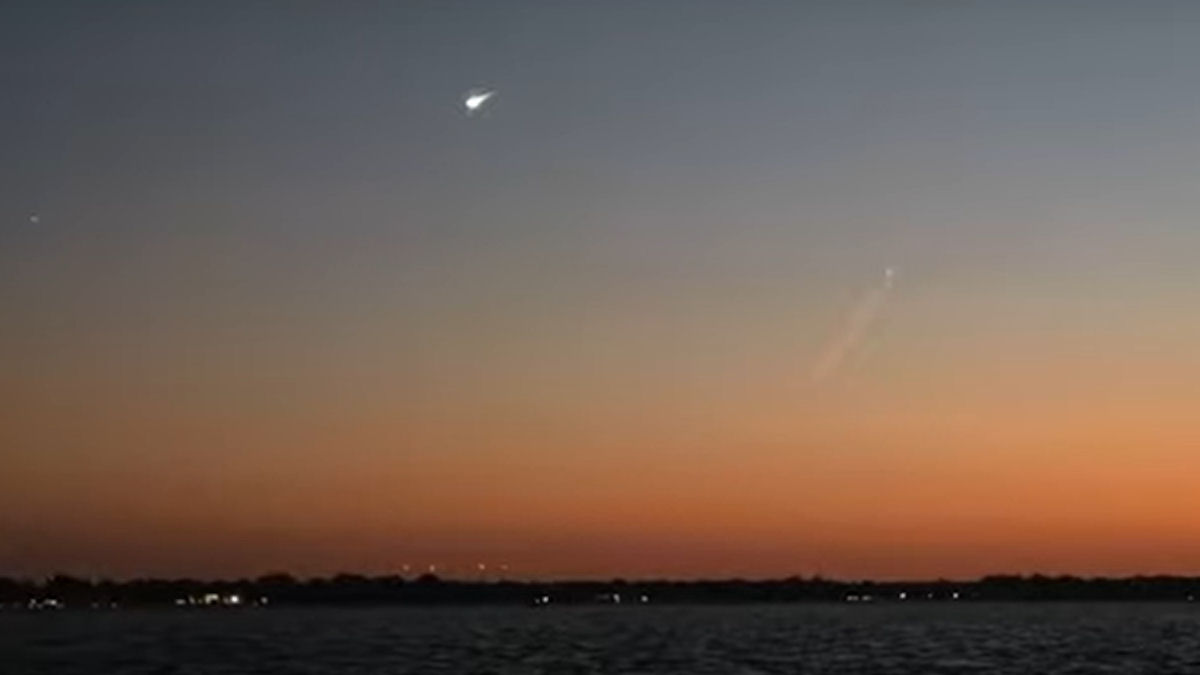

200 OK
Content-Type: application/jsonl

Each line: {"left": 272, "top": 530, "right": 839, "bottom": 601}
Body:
{"left": 463, "top": 88, "right": 496, "bottom": 116}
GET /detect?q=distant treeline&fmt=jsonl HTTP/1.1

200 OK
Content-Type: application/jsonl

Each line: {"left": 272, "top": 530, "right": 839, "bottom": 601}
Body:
{"left": 3, "top": 573, "right": 1200, "bottom": 608}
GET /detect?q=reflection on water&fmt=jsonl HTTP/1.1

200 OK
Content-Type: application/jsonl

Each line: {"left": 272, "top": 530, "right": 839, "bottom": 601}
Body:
{"left": 4, "top": 603, "right": 1199, "bottom": 673}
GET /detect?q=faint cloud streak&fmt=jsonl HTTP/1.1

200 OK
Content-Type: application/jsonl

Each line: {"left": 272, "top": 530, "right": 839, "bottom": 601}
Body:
{"left": 811, "top": 268, "right": 896, "bottom": 383}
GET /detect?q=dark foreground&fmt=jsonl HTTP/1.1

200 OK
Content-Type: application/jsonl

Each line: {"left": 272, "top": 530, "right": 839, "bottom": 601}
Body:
{"left": 5, "top": 603, "right": 1200, "bottom": 674}
{"left": 7, "top": 574, "right": 1200, "bottom": 607}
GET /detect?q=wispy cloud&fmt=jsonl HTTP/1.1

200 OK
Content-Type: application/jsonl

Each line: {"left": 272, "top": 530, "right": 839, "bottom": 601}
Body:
{"left": 811, "top": 268, "right": 896, "bottom": 382}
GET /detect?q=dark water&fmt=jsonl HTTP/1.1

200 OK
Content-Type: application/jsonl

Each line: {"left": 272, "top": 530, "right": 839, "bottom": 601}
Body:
{"left": 4, "top": 603, "right": 1199, "bottom": 674}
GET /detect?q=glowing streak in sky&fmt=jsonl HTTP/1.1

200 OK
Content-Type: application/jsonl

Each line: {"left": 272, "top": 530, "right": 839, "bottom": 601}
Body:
{"left": 463, "top": 88, "right": 496, "bottom": 116}
{"left": 811, "top": 267, "right": 897, "bottom": 382}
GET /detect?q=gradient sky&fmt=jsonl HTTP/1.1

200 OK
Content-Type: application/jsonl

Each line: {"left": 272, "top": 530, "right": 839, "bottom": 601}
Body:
{"left": 3, "top": 1, "right": 1200, "bottom": 580}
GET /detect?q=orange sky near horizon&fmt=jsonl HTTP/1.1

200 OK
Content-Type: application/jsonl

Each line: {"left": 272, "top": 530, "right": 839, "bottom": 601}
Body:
{"left": 5, "top": 267, "right": 1200, "bottom": 579}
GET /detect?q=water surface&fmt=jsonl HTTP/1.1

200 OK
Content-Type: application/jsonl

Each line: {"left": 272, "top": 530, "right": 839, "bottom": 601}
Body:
{"left": 4, "top": 603, "right": 1199, "bottom": 673}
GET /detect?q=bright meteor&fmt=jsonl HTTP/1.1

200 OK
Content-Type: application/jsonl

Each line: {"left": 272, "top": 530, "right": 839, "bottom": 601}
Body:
{"left": 463, "top": 88, "right": 496, "bottom": 116}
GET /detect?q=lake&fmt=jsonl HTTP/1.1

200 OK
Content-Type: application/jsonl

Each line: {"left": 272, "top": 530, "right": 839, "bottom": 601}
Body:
{"left": 4, "top": 603, "right": 1199, "bottom": 673}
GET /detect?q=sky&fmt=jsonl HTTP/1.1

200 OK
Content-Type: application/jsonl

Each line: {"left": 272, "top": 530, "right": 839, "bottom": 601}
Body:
{"left": 3, "top": 1, "right": 1200, "bottom": 580}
